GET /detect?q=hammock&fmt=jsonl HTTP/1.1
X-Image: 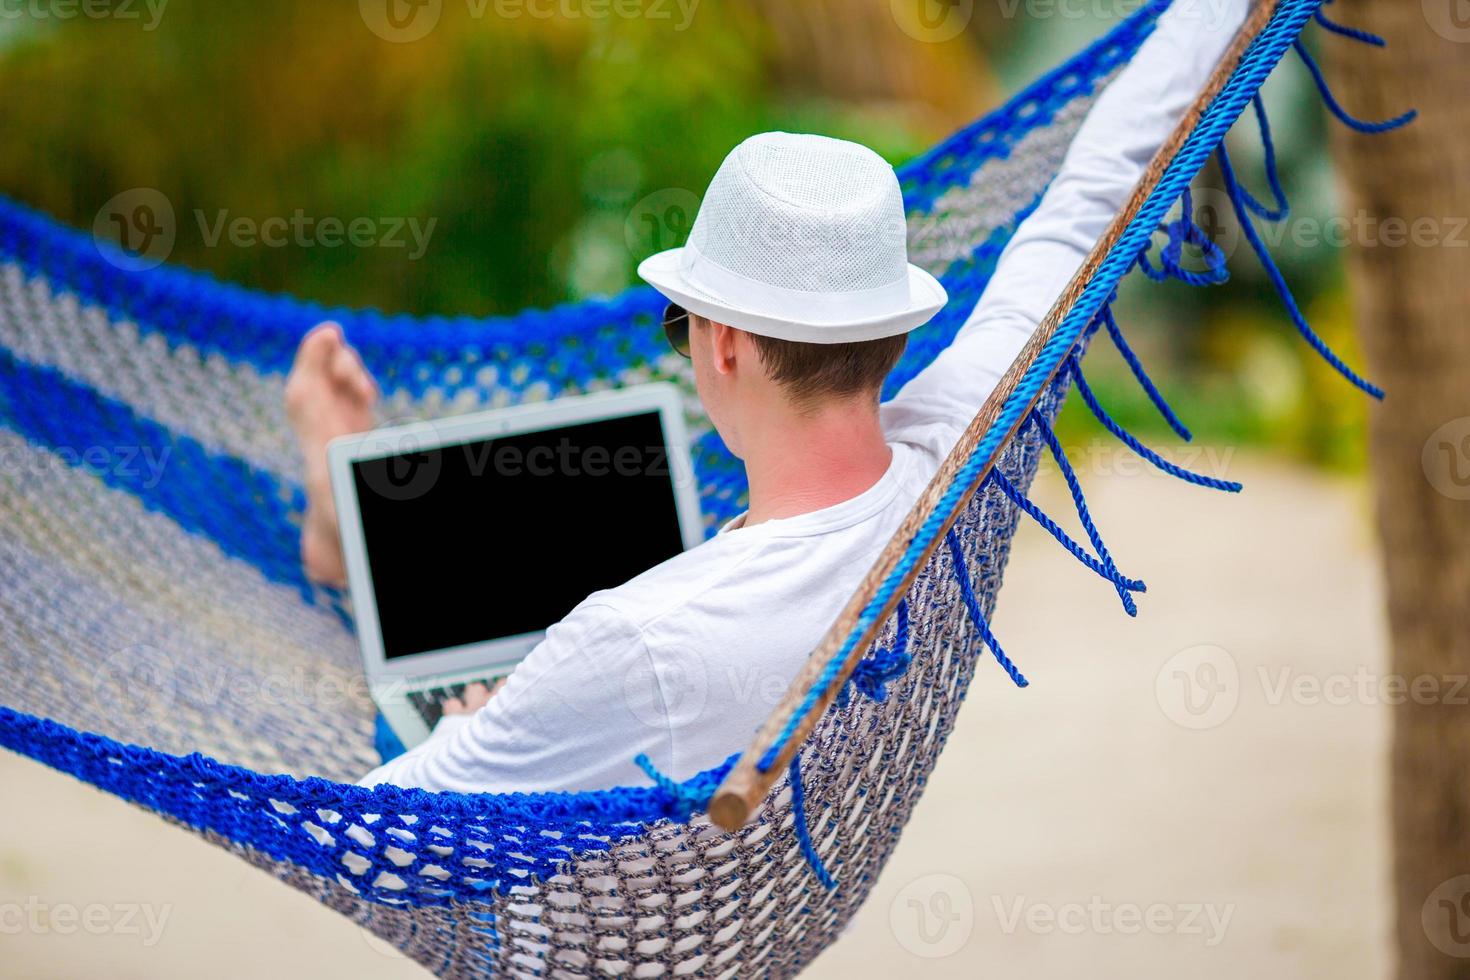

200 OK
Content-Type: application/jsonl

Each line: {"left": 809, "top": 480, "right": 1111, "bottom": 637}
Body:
{"left": 0, "top": 1, "right": 1406, "bottom": 975}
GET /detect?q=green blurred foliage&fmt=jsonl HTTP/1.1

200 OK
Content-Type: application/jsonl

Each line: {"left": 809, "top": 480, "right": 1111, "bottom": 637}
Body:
{"left": 0, "top": 2, "right": 1366, "bottom": 466}
{"left": 0, "top": 1, "right": 936, "bottom": 316}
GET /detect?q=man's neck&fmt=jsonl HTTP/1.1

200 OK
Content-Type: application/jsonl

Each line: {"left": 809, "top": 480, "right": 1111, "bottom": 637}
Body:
{"left": 740, "top": 398, "right": 892, "bottom": 527}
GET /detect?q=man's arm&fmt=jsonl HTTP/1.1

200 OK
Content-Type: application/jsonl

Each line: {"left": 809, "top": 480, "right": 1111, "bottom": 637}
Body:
{"left": 360, "top": 603, "right": 673, "bottom": 794}
{"left": 882, "top": 0, "right": 1248, "bottom": 448}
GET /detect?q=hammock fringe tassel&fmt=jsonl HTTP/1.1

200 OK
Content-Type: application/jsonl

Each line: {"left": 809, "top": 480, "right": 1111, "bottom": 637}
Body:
{"left": 789, "top": 752, "right": 837, "bottom": 890}
{"left": 765, "top": 16, "right": 1416, "bottom": 890}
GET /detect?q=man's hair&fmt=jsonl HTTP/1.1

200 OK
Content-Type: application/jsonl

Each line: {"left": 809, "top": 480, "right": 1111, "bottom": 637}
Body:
{"left": 748, "top": 332, "right": 907, "bottom": 408}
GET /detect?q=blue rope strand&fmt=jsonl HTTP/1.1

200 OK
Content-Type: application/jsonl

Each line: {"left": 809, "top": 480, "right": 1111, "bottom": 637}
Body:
{"left": 634, "top": 754, "right": 705, "bottom": 822}
{"left": 789, "top": 753, "right": 836, "bottom": 890}
{"left": 1313, "top": 9, "right": 1385, "bottom": 47}
{"left": 1237, "top": 96, "right": 1290, "bottom": 222}
{"left": 1029, "top": 410, "right": 1138, "bottom": 617}
{"left": 1137, "top": 188, "right": 1230, "bottom": 286}
{"left": 1294, "top": 40, "right": 1416, "bottom": 133}
{"left": 1217, "top": 143, "right": 1385, "bottom": 399}
{"left": 837, "top": 600, "right": 912, "bottom": 708}
{"left": 945, "top": 527, "right": 1028, "bottom": 687}
{"left": 1100, "top": 305, "right": 1193, "bottom": 441}
{"left": 1161, "top": 189, "right": 1230, "bottom": 286}
{"left": 1067, "top": 359, "right": 1245, "bottom": 493}
{"left": 990, "top": 467, "right": 1147, "bottom": 596}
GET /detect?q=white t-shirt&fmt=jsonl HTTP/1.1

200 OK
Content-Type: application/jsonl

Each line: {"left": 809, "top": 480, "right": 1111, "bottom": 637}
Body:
{"left": 360, "top": 0, "right": 1245, "bottom": 794}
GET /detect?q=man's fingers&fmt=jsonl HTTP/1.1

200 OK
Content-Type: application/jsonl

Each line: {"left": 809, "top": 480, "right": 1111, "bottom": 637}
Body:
{"left": 441, "top": 680, "right": 504, "bottom": 719}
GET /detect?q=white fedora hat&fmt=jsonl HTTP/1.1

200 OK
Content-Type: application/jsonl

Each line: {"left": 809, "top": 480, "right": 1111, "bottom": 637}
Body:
{"left": 638, "top": 132, "right": 948, "bottom": 345}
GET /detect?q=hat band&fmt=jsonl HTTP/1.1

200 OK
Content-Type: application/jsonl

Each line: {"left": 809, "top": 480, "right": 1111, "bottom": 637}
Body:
{"left": 679, "top": 239, "right": 912, "bottom": 325}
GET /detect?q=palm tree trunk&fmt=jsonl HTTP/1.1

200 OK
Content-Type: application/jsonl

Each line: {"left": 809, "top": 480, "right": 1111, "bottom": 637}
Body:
{"left": 1324, "top": 4, "right": 1470, "bottom": 977}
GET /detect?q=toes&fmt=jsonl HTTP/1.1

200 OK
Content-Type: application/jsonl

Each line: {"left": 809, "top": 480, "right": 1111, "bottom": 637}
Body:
{"left": 300, "top": 520, "right": 347, "bottom": 587}
{"left": 285, "top": 323, "right": 342, "bottom": 415}
{"left": 294, "top": 322, "right": 342, "bottom": 372}
{"left": 330, "top": 342, "right": 379, "bottom": 405}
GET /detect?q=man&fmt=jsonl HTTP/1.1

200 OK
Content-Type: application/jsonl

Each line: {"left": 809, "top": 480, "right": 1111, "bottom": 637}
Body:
{"left": 282, "top": 0, "right": 1245, "bottom": 793}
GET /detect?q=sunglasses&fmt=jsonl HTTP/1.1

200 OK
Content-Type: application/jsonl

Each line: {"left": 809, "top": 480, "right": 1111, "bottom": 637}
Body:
{"left": 662, "top": 302, "right": 691, "bottom": 359}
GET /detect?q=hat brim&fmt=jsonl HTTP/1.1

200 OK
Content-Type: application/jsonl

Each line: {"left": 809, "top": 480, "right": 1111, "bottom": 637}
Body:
{"left": 637, "top": 248, "right": 948, "bottom": 345}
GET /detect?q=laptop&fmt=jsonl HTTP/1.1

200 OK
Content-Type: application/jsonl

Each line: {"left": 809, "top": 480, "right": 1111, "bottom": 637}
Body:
{"left": 327, "top": 383, "right": 705, "bottom": 748}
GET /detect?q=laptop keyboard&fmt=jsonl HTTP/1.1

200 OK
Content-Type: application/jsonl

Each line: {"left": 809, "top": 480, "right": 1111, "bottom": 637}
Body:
{"left": 406, "top": 677, "right": 506, "bottom": 731}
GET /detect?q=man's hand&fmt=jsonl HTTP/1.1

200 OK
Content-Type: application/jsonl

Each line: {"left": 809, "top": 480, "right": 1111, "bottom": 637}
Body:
{"left": 442, "top": 679, "right": 506, "bottom": 717}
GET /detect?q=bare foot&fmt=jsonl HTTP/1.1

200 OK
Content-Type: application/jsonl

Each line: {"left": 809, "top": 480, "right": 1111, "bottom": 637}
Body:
{"left": 284, "top": 322, "right": 379, "bottom": 586}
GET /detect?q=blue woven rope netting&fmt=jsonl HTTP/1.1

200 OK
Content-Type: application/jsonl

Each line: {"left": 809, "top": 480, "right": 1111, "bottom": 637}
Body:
{"left": 0, "top": 2, "right": 1401, "bottom": 975}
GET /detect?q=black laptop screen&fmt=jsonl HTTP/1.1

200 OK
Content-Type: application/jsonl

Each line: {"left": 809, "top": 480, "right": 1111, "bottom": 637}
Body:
{"left": 351, "top": 411, "right": 689, "bottom": 660}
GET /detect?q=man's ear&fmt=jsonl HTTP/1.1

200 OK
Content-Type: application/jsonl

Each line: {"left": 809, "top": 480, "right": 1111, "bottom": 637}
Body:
{"left": 709, "top": 320, "right": 740, "bottom": 376}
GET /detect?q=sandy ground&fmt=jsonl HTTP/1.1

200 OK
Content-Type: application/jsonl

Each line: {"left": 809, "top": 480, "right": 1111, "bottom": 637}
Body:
{"left": 0, "top": 452, "right": 1391, "bottom": 979}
